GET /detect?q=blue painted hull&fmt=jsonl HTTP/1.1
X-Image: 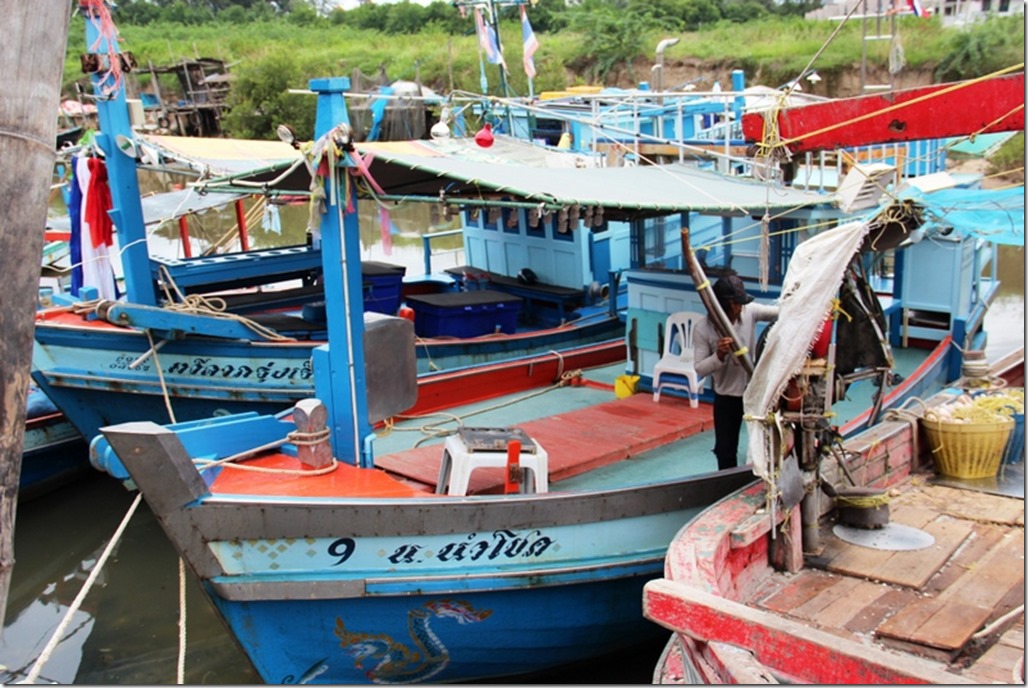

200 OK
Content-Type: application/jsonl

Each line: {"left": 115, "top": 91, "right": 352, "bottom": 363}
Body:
{"left": 33, "top": 314, "right": 623, "bottom": 443}
{"left": 209, "top": 574, "right": 665, "bottom": 684}
{"left": 20, "top": 422, "right": 89, "bottom": 501}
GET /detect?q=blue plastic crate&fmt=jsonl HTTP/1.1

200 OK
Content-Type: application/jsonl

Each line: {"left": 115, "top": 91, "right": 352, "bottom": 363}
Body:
{"left": 362, "top": 261, "right": 405, "bottom": 315}
{"left": 405, "top": 290, "right": 522, "bottom": 338}
{"left": 1002, "top": 412, "right": 1024, "bottom": 464}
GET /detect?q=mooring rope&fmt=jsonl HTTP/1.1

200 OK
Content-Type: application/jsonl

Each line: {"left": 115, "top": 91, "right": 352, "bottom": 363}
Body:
{"left": 381, "top": 368, "right": 584, "bottom": 447}
{"left": 22, "top": 493, "right": 144, "bottom": 685}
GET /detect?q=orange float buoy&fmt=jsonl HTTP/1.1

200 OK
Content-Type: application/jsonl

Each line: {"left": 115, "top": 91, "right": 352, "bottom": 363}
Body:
{"left": 398, "top": 306, "right": 415, "bottom": 322}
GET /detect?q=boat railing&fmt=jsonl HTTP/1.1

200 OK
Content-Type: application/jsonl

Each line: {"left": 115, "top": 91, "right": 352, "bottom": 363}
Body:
{"left": 420, "top": 228, "right": 464, "bottom": 276}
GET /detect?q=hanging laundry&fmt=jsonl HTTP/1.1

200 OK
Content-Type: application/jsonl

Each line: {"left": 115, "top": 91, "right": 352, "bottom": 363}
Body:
{"left": 76, "top": 155, "right": 118, "bottom": 300}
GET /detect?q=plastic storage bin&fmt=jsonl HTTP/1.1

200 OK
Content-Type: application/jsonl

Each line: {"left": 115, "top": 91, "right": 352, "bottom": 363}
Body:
{"left": 1002, "top": 412, "right": 1024, "bottom": 464}
{"left": 405, "top": 290, "right": 522, "bottom": 338}
{"left": 362, "top": 261, "right": 405, "bottom": 315}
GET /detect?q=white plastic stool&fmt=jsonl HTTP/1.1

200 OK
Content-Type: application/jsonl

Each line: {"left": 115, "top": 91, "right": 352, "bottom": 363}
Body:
{"left": 436, "top": 427, "right": 549, "bottom": 496}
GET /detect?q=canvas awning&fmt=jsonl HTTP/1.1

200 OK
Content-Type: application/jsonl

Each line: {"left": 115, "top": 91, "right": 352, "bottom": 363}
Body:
{"left": 352, "top": 137, "right": 831, "bottom": 219}
{"left": 187, "top": 134, "right": 835, "bottom": 220}
{"left": 46, "top": 188, "right": 246, "bottom": 232}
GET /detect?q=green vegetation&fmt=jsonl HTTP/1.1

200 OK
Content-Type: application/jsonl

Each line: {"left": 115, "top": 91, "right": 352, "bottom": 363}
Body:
{"left": 988, "top": 132, "right": 1025, "bottom": 183}
{"left": 64, "top": 3, "right": 1024, "bottom": 140}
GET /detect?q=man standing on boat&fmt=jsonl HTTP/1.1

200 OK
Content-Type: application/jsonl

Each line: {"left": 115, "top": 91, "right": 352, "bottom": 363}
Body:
{"left": 694, "top": 273, "right": 778, "bottom": 470}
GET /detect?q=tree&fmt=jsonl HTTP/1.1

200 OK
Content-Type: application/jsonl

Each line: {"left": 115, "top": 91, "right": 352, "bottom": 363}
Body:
{"left": 222, "top": 51, "right": 320, "bottom": 139}
{"left": 568, "top": 0, "right": 657, "bottom": 81}
{"left": 384, "top": 2, "right": 428, "bottom": 34}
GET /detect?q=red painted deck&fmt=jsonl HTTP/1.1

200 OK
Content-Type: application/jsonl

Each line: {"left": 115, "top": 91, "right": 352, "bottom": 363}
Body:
{"left": 209, "top": 391, "right": 714, "bottom": 498}
{"left": 376, "top": 392, "right": 713, "bottom": 493}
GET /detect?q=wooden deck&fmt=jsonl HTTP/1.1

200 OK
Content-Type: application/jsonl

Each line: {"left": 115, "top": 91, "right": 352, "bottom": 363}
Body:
{"left": 749, "top": 474, "right": 1025, "bottom": 683}
{"left": 375, "top": 391, "right": 713, "bottom": 493}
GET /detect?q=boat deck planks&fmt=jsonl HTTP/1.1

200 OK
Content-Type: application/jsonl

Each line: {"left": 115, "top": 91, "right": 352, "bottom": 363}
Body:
{"left": 821, "top": 502, "right": 973, "bottom": 589}
{"left": 749, "top": 475, "right": 1025, "bottom": 676}
{"left": 375, "top": 392, "right": 711, "bottom": 493}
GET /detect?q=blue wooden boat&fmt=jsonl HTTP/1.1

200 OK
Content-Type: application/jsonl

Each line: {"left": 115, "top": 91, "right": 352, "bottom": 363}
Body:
{"left": 32, "top": 35, "right": 845, "bottom": 451}
{"left": 20, "top": 385, "right": 88, "bottom": 501}
{"left": 91, "top": 188, "right": 1001, "bottom": 684}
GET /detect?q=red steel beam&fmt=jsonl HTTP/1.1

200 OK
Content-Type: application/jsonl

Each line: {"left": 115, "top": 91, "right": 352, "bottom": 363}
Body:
{"left": 742, "top": 72, "right": 1025, "bottom": 154}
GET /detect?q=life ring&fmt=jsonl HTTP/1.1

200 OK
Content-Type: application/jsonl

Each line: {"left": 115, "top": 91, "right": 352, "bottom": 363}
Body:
{"left": 157, "top": 115, "right": 170, "bottom": 129}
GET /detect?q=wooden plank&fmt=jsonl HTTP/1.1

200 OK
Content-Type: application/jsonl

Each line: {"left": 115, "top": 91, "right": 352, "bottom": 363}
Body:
{"left": 643, "top": 579, "right": 974, "bottom": 684}
{"left": 373, "top": 390, "right": 710, "bottom": 492}
{"left": 898, "top": 484, "right": 1025, "bottom": 525}
{"left": 845, "top": 587, "right": 918, "bottom": 634}
{"left": 924, "top": 521, "right": 1007, "bottom": 595}
{"left": 871, "top": 517, "right": 973, "bottom": 589}
{"left": 825, "top": 505, "right": 971, "bottom": 588}
{"left": 790, "top": 576, "right": 864, "bottom": 622}
{"left": 938, "top": 530, "right": 1024, "bottom": 610}
{"left": 879, "top": 597, "right": 992, "bottom": 653}
{"left": 814, "top": 578, "right": 892, "bottom": 630}
{"left": 911, "top": 601, "right": 993, "bottom": 651}
{"left": 759, "top": 570, "right": 838, "bottom": 614}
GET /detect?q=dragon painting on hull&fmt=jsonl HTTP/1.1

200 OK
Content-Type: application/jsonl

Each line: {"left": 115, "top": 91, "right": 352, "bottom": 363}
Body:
{"left": 335, "top": 600, "right": 492, "bottom": 683}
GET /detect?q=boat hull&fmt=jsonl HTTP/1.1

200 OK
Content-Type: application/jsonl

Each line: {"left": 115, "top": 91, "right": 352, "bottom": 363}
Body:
{"left": 208, "top": 571, "right": 666, "bottom": 683}
{"left": 99, "top": 420, "right": 753, "bottom": 684}
{"left": 642, "top": 347, "right": 1026, "bottom": 684}
{"left": 20, "top": 411, "right": 89, "bottom": 500}
{"left": 33, "top": 313, "right": 624, "bottom": 442}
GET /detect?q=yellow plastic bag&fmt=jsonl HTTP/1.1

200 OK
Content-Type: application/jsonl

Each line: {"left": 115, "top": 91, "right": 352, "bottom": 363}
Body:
{"left": 614, "top": 374, "right": 640, "bottom": 399}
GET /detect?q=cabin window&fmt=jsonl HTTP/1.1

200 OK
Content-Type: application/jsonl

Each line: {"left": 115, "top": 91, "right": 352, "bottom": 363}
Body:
{"left": 551, "top": 210, "right": 576, "bottom": 242}
{"left": 503, "top": 209, "right": 521, "bottom": 234}
{"left": 526, "top": 209, "right": 546, "bottom": 238}
{"left": 483, "top": 207, "right": 501, "bottom": 231}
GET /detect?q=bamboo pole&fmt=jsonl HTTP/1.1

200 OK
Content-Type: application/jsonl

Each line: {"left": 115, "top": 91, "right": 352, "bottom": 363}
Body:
{"left": 681, "top": 227, "right": 754, "bottom": 375}
{"left": 0, "top": 0, "right": 73, "bottom": 633}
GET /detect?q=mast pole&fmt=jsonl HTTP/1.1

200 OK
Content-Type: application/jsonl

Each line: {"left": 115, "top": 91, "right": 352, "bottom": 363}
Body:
{"left": 0, "top": 0, "right": 74, "bottom": 633}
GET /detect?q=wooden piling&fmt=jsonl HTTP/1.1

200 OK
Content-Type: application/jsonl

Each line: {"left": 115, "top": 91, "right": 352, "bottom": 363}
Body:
{"left": 0, "top": 0, "right": 73, "bottom": 633}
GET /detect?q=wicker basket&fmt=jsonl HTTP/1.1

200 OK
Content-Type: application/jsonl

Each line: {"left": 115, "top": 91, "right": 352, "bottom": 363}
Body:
{"left": 921, "top": 417, "right": 1014, "bottom": 479}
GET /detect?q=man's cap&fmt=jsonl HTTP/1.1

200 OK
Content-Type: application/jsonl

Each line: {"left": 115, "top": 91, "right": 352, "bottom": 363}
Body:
{"left": 713, "top": 275, "right": 754, "bottom": 306}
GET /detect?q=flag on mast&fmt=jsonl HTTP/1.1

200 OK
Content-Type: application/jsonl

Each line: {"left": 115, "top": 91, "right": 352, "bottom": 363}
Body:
{"left": 474, "top": 6, "right": 505, "bottom": 67}
{"left": 520, "top": 5, "right": 539, "bottom": 79}
{"left": 906, "top": 0, "right": 929, "bottom": 16}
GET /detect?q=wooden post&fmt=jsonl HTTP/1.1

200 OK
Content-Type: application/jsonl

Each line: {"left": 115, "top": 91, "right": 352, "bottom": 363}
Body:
{"left": 178, "top": 215, "right": 193, "bottom": 257}
{"left": 505, "top": 440, "right": 522, "bottom": 494}
{"left": 293, "top": 399, "right": 332, "bottom": 469}
{"left": 234, "top": 198, "right": 250, "bottom": 252}
{"left": 0, "top": 0, "right": 72, "bottom": 634}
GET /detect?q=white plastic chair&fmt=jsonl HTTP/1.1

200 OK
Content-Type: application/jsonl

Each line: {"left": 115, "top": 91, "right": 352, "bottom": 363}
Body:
{"left": 652, "top": 311, "right": 705, "bottom": 408}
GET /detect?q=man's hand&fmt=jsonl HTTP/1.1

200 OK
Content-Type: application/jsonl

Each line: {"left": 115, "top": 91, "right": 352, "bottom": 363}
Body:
{"left": 716, "top": 336, "right": 733, "bottom": 361}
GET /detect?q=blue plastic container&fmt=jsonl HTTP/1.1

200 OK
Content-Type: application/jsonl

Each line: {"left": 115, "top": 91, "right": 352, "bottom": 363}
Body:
{"left": 405, "top": 290, "right": 522, "bottom": 338}
{"left": 362, "top": 261, "right": 405, "bottom": 315}
{"left": 1002, "top": 412, "right": 1024, "bottom": 464}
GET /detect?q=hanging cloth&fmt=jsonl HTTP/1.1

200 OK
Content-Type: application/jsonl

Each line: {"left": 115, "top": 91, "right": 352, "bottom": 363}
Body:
{"left": 78, "top": 155, "right": 118, "bottom": 300}
{"left": 68, "top": 154, "right": 84, "bottom": 295}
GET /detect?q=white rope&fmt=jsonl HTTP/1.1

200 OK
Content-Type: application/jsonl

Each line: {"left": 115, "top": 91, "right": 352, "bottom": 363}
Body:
{"left": 177, "top": 558, "right": 187, "bottom": 684}
{"left": 22, "top": 493, "right": 143, "bottom": 685}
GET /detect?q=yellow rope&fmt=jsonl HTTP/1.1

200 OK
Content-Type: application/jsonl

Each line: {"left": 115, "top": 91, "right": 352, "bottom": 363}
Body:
{"left": 380, "top": 369, "right": 585, "bottom": 447}
{"left": 836, "top": 492, "right": 890, "bottom": 508}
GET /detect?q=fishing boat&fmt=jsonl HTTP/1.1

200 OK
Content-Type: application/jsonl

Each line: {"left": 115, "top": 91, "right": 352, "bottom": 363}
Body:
{"left": 638, "top": 73, "right": 1026, "bottom": 685}
{"left": 32, "top": 17, "right": 852, "bottom": 450}
{"left": 91, "top": 193, "right": 1003, "bottom": 684}
{"left": 20, "top": 385, "right": 88, "bottom": 501}
{"left": 643, "top": 347, "right": 1025, "bottom": 684}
